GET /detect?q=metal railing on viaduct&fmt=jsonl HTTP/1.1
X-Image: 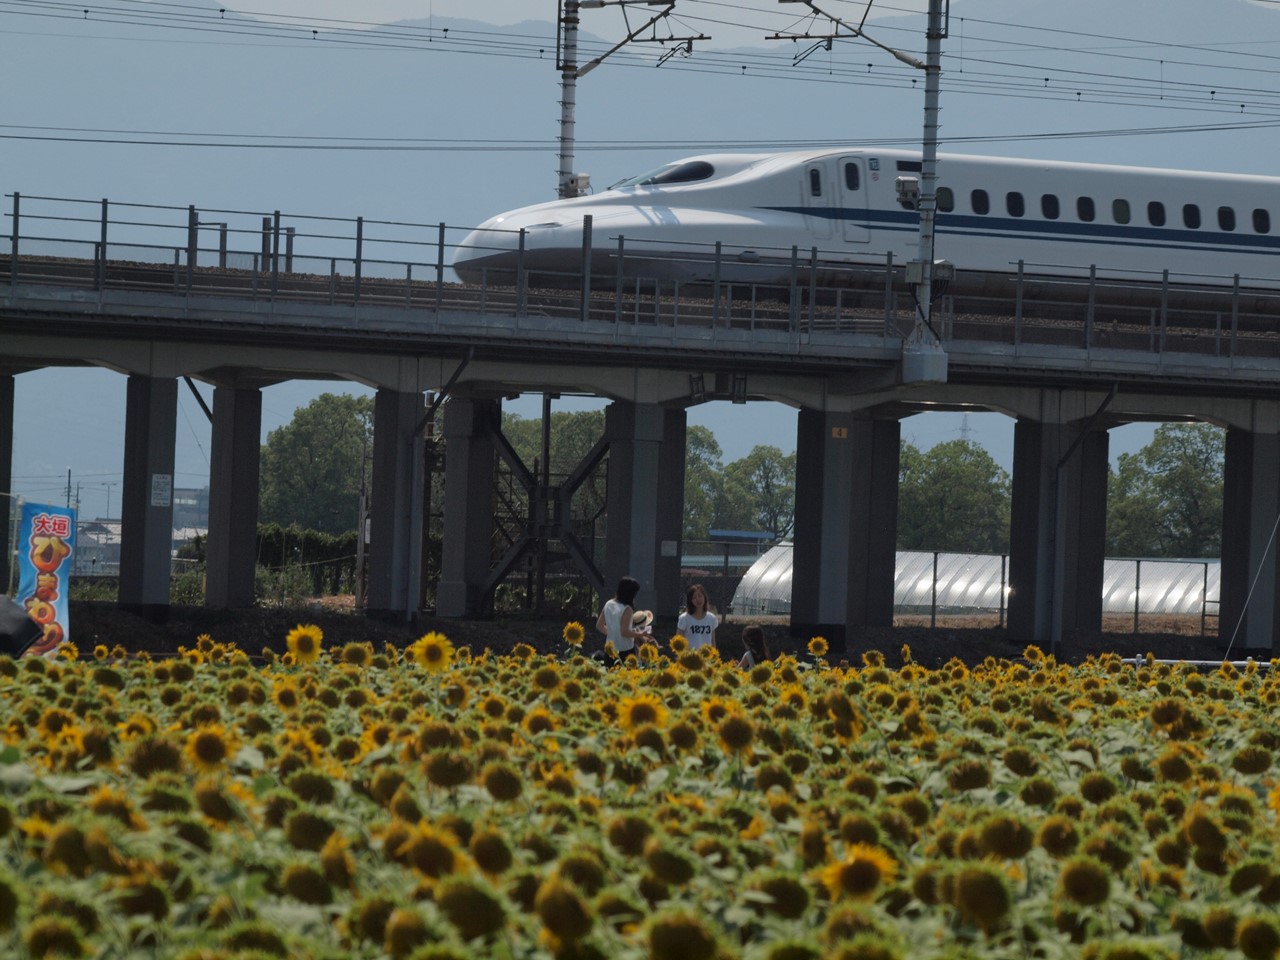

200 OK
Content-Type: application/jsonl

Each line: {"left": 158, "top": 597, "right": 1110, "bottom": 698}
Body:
{"left": 5, "top": 191, "right": 1280, "bottom": 655}
{"left": 4, "top": 191, "right": 1280, "bottom": 393}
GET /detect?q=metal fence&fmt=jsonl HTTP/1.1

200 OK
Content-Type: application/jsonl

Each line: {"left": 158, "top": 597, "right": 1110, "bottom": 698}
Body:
{"left": 7, "top": 191, "right": 1280, "bottom": 361}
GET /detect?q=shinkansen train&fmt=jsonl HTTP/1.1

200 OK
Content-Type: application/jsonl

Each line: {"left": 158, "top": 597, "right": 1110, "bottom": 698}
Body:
{"left": 452, "top": 149, "right": 1280, "bottom": 298}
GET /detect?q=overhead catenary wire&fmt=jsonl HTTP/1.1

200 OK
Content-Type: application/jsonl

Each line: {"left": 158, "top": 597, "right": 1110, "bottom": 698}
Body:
{"left": 2, "top": 0, "right": 1280, "bottom": 117}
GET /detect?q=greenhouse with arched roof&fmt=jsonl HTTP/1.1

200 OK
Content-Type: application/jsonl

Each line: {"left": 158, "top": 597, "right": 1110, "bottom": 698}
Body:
{"left": 730, "top": 544, "right": 1220, "bottom": 620}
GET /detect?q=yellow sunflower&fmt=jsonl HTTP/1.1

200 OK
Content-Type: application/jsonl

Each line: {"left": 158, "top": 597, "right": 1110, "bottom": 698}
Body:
{"left": 820, "top": 843, "right": 898, "bottom": 900}
{"left": 562, "top": 621, "right": 586, "bottom": 647}
{"left": 285, "top": 624, "right": 324, "bottom": 665}
{"left": 619, "top": 693, "right": 669, "bottom": 731}
{"left": 410, "top": 632, "right": 454, "bottom": 673}
{"left": 808, "top": 636, "right": 830, "bottom": 658}
{"left": 184, "top": 723, "right": 240, "bottom": 774}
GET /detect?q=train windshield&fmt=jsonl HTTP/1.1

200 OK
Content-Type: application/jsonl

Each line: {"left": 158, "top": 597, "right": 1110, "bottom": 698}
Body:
{"left": 610, "top": 160, "right": 715, "bottom": 189}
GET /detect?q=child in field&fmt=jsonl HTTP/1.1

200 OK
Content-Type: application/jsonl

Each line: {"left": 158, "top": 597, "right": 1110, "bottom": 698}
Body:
{"left": 738, "top": 624, "right": 770, "bottom": 669}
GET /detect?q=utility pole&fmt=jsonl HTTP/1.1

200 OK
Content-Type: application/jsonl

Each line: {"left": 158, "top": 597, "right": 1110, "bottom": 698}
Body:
{"left": 902, "top": 0, "right": 950, "bottom": 383}
{"left": 556, "top": 0, "right": 703, "bottom": 198}
{"left": 773, "top": 0, "right": 949, "bottom": 382}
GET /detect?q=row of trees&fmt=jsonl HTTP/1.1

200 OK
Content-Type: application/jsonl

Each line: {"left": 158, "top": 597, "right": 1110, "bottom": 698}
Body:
{"left": 256, "top": 394, "right": 1225, "bottom": 559}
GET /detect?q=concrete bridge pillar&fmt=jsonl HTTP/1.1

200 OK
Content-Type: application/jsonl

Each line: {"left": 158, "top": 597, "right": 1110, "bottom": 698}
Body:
{"left": 1221, "top": 428, "right": 1280, "bottom": 655}
{"left": 0, "top": 372, "right": 12, "bottom": 590}
{"left": 792, "top": 410, "right": 899, "bottom": 652}
{"left": 119, "top": 375, "right": 177, "bottom": 617}
{"left": 603, "top": 401, "right": 686, "bottom": 618}
{"left": 437, "top": 398, "right": 500, "bottom": 618}
{"left": 204, "top": 386, "right": 262, "bottom": 609}
{"left": 1007, "top": 418, "right": 1109, "bottom": 649}
{"left": 365, "top": 388, "right": 426, "bottom": 622}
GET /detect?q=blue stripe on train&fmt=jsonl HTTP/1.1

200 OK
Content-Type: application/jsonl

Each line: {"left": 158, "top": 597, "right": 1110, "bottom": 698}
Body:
{"left": 761, "top": 206, "right": 1280, "bottom": 256}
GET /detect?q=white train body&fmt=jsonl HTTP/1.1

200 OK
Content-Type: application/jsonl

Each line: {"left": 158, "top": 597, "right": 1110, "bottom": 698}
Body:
{"left": 453, "top": 149, "right": 1280, "bottom": 295}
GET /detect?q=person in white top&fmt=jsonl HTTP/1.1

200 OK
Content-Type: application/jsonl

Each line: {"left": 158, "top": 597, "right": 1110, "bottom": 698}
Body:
{"left": 676, "top": 583, "right": 718, "bottom": 650}
{"left": 596, "top": 576, "right": 649, "bottom": 665}
{"left": 737, "top": 623, "right": 770, "bottom": 669}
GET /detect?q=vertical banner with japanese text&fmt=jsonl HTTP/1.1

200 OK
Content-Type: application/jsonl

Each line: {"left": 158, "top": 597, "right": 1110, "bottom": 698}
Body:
{"left": 16, "top": 502, "right": 76, "bottom": 656}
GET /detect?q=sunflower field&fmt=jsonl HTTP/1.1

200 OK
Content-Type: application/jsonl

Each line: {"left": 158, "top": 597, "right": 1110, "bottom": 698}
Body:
{"left": 2, "top": 626, "right": 1280, "bottom": 960}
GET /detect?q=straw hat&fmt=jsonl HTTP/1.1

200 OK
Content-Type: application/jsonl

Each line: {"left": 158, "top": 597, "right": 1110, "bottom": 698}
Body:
{"left": 631, "top": 609, "right": 654, "bottom": 631}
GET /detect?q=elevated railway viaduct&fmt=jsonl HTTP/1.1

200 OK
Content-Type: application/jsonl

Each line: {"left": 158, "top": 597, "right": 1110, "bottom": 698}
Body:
{"left": 4, "top": 194, "right": 1280, "bottom": 655}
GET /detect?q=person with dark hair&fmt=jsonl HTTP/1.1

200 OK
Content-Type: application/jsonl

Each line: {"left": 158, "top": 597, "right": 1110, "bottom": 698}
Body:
{"left": 737, "top": 624, "right": 770, "bottom": 669}
{"left": 596, "top": 576, "right": 648, "bottom": 664}
{"left": 677, "top": 583, "right": 718, "bottom": 651}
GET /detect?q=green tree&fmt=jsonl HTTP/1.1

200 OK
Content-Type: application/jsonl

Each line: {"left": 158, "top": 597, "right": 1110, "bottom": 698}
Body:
{"left": 725, "top": 445, "right": 796, "bottom": 540}
{"left": 1107, "top": 422, "right": 1223, "bottom": 558}
{"left": 502, "top": 409, "right": 606, "bottom": 477}
{"left": 897, "top": 439, "right": 1011, "bottom": 552}
{"left": 683, "top": 425, "right": 724, "bottom": 541}
{"left": 259, "top": 393, "right": 373, "bottom": 535}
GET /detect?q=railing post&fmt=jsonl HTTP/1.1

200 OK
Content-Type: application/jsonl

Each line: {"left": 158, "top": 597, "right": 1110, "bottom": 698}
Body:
{"left": 260, "top": 216, "right": 271, "bottom": 270}
{"left": 517, "top": 228, "right": 527, "bottom": 315}
{"left": 930, "top": 551, "right": 939, "bottom": 630}
{"left": 353, "top": 216, "right": 362, "bottom": 303}
{"left": 329, "top": 258, "right": 336, "bottom": 305}
{"left": 218, "top": 223, "right": 228, "bottom": 269}
{"left": 615, "top": 234, "right": 624, "bottom": 324}
{"left": 285, "top": 227, "right": 295, "bottom": 274}
{"left": 788, "top": 245, "right": 799, "bottom": 332}
{"left": 1201, "top": 561, "right": 1209, "bottom": 637}
{"left": 186, "top": 205, "right": 197, "bottom": 291}
{"left": 1230, "top": 273, "right": 1240, "bottom": 360}
{"left": 1158, "top": 269, "right": 1169, "bottom": 355}
{"left": 99, "top": 198, "right": 108, "bottom": 291}
{"left": 271, "top": 210, "right": 281, "bottom": 297}
{"left": 807, "top": 246, "right": 818, "bottom": 335}
{"left": 405, "top": 263, "right": 413, "bottom": 305}
{"left": 1133, "top": 559, "right": 1141, "bottom": 635}
{"left": 435, "top": 223, "right": 445, "bottom": 315}
{"left": 1085, "top": 264, "right": 1096, "bottom": 348}
{"left": 713, "top": 241, "right": 722, "bottom": 328}
{"left": 580, "top": 214, "right": 593, "bottom": 323}
{"left": 882, "top": 249, "right": 893, "bottom": 336}
{"left": 1014, "top": 259, "right": 1024, "bottom": 345}
{"left": 999, "top": 553, "right": 1007, "bottom": 628}
{"left": 9, "top": 192, "right": 17, "bottom": 292}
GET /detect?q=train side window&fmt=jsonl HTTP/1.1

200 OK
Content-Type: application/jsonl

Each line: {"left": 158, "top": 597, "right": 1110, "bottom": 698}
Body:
{"left": 844, "top": 163, "right": 860, "bottom": 191}
{"left": 1182, "top": 204, "right": 1201, "bottom": 229}
{"left": 809, "top": 168, "right": 822, "bottom": 198}
{"left": 1112, "top": 199, "right": 1131, "bottom": 224}
{"left": 936, "top": 186, "right": 954, "bottom": 212}
{"left": 1006, "top": 192, "right": 1025, "bottom": 217}
{"left": 1253, "top": 208, "right": 1271, "bottom": 234}
{"left": 1147, "top": 201, "right": 1166, "bottom": 227}
{"left": 971, "top": 189, "right": 990, "bottom": 215}
{"left": 1041, "top": 194, "right": 1060, "bottom": 220}
{"left": 1218, "top": 207, "right": 1236, "bottom": 231}
{"left": 1077, "top": 197, "right": 1096, "bottom": 222}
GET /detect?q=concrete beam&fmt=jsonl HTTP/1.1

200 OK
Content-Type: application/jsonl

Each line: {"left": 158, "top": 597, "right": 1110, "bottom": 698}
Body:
{"left": 0, "top": 373, "right": 12, "bottom": 590}
{"left": 792, "top": 411, "right": 899, "bottom": 653}
{"left": 118, "top": 375, "right": 177, "bottom": 617}
{"left": 365, "top": 389, "right": 426, "bottom": 621}
{"left": 1221, "top": 428, "right": 1280, "bottom": 655}
{"left": 205, "top": 386, "right": 262, "bottom": 609}
{"left": 437, "top": 399, "right": 500, "bottom": 618}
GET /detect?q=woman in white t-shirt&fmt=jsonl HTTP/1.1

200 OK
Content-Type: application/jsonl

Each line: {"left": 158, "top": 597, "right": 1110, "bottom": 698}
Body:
{"left": 596, "top": 576, "right": 648, "bottom": 664}
{"left": 676, "top": 583, "right": 718, "bottom": 650}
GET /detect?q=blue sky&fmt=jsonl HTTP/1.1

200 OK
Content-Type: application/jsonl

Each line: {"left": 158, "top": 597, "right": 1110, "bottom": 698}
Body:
{"left": 6, "top": 0, "right": 1277, "bottom": 517}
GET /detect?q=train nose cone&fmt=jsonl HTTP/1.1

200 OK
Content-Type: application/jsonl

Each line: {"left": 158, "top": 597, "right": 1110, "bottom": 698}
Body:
{"left": 452, "top": 213, "right": 512, "bottom": 284}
